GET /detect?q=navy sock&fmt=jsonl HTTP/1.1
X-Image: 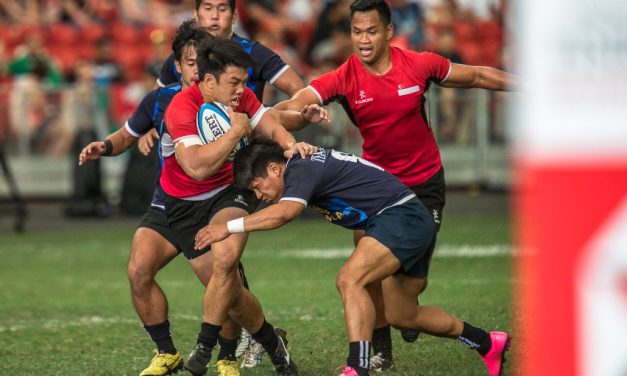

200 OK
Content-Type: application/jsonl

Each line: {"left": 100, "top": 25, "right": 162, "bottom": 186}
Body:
{"left": 251, "top": 320, "right": 279, "bottom": 358}
{"left": 458, "top": 322, "right": 491, "bottom": 356}
{"left": 347, "top": 341, "right": 370, "bottom": 376}
{"left": 217, "top": 335, "right": 238, "bottom": 361}
{"left": 371, "top": 325, "right": 392, "bottom": 358}
{"left": 197, "top": 322, "right": 221, "bottom": 349}
{"left": 144, "top": 320, "right": 177, "bottom": 355}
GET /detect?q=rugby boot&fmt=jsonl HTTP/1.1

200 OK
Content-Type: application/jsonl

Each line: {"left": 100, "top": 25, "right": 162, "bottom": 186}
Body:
{"left": 480, "top": 331, "right": 510, "bottom": 376}
{"left": 185, "top": 343, "right": 213, "bottom": 376}
{"left": 270, "top": 328, "right": 299, "bottom": 375}
{"left": 216, "top": 359, "right": 240, "bottom": 376}
{"left": 369, "top": 351, "right": 394, "bottom": 372}
{"left": 139, "top": 350, "right": 183, "bottom": 376}
{"left": 335, "top": 366, "right": 359, "bottom": 376}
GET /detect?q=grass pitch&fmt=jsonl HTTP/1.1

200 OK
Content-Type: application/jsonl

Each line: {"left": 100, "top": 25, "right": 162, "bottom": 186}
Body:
{"left": 0, "top": 212, "right": 513, "bottom": 375}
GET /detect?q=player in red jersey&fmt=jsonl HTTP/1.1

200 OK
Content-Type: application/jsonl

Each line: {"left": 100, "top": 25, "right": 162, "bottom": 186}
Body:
{"left": 160, "top": 35, "right": 323, "bottom": 376}
{"left": 275, "top": 0, "right": 515, "bottom": 374}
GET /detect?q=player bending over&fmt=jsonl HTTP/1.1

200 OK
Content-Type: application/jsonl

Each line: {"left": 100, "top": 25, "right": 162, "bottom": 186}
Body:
{"left": 194, "top": 138, "right": 510, "bottom": 376}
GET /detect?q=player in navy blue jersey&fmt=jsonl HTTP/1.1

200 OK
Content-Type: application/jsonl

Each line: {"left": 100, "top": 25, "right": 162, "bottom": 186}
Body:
{"left": 157, "top": 0, "right": 304, "bottom": 101}
{"left": 78, "top": 21, "right": 238, "bottom": 376}
{"left": 193, "top": 138, "right": 510, "bottom": 376}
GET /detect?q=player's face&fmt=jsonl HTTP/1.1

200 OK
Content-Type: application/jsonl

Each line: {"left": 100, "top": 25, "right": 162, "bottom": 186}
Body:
{"left": 350, "top": 10, "right": 393, "bottom": 67}
{"left": 210, "top": 66, "right": 248, "bottom": 107}
{"left": 195, "top": 0, "right": 236, "bottom": 38}
{"left": 175, "top": 45, "right": 199, "bottom": 88}
{"left": 249, "top": 164, "right": 285, "bottom": 204}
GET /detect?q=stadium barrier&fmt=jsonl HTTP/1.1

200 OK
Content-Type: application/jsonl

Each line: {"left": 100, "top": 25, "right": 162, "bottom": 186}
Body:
{"left": 0, "top": 83, "right": 512, "bottom": 200}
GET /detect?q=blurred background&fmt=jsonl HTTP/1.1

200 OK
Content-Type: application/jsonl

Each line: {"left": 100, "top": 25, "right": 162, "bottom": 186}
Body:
{"left": 0, "top": 0, "right": 512, "bottom": 231}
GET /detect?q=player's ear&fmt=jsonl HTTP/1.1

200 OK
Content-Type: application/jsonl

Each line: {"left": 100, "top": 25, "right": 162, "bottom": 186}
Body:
{"left": 174, "top": 60, "right": 182, "bottom": 75}
{"left": 386, "top": 23, "right": 394, "bottom": 41}
{"left": 268, "top": 162, "right": 280, "bottom": 177}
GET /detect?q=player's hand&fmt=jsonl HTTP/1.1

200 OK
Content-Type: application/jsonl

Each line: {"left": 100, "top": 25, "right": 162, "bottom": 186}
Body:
{"left": 300, "top": 104, "right": 329, "bottom": 124}
{"left": 229, "top": 108, "right": 253, "bottom": 139}
{"left": 78, "top": 141, "right": 106, "bottom": 165}
{"left": 194, "top": 223, "right": 230, "bottom": 250}
{"left": 138, "top": 128, "right": 159, "bottom": 156}
{"left": 284, "top": 141, "right": 319, "bottom": 159}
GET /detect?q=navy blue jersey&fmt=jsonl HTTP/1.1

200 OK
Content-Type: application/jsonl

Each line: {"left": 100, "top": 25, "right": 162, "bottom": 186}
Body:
{"left": 281, "top": 148, "right": 416, "bottom": 230}
{"left": 125, "top": 82, "right": 182, "bottom": 209}
{"left": 157, "top": 33, "right": 288, "bottom": 101}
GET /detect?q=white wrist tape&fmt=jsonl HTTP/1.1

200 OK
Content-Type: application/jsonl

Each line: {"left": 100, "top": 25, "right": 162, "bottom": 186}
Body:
{"left": 226, "top": 217, "right": 245, "bottom": 234}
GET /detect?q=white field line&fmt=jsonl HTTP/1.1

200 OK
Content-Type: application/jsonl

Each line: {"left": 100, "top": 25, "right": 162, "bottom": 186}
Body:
{"left": 0, "top": 314, "right": 201, "bottom": 333}
{"left": 279, "top": 244, "right": 512, "bottom": 259}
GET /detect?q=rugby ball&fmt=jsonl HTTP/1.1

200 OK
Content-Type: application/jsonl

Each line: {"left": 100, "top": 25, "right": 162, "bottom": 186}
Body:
{"left": 196, "top": 102, "right": 248, "bottom": 160}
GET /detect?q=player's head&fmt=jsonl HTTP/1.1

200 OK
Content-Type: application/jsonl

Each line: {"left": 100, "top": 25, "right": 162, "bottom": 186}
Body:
{"left": 196, "top": 35, "right": 255, "bottom": 106}
{"left": 194, "top": 0, "right": 237, "bottom": 38}
{"left": 172, "top": 19, "right": 211, "bottom": 87}
{"left": 349, "top": 0, "right": 393, "bottom": 66}
{"left": 233, "top": 138, "right": 288, "bottom": 204}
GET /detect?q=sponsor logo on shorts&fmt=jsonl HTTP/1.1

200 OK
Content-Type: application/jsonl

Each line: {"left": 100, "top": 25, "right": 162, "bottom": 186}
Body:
{"left": 432, "top": 209, "right": 441, "bottom": 224}
{"left": 234, "top": 194, "right": 248, "bottom": 206}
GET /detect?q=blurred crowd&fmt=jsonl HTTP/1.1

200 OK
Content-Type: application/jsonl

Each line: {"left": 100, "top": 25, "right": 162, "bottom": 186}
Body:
{"left": 0, "top": 0, "right": 508, "bottom": 154}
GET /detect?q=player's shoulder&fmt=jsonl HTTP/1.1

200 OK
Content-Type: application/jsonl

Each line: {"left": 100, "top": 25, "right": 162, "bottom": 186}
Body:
{"left": 231, "top": 33, "right": 259, "bottom": 52}
{"left": 394, "top": 47, "right": 444, "bottom": 63}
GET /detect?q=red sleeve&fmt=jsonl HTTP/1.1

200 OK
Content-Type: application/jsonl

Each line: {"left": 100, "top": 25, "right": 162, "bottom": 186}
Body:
{"left": 308, "top": 61, "right": 348, "bottom": 104}
{"left": 164, "top": 94, "right": 198, "bottom": 142}
{"left": 411, "top": 51, "right": 451, "bottom": 83}
{"left": 235, "top": 87, "right": 262, "bottom": 117}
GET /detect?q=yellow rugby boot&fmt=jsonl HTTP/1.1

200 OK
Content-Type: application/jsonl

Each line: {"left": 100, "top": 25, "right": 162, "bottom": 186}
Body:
{"left": 216, "top": 359, "right": 240, "bottom": 376}
{"left": 139, "top": 350, "right": 183, "bottom": 376}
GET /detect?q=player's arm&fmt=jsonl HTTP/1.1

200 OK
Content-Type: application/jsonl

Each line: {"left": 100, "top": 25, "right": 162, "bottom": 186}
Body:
{"left": 274, "top": 87, "right": 322, "bottom": 131}
{"left": 78, "top": 127, "right": 136, "bottom": 165}
{"left": 254, "top": 109, "right": 318, "bottom": 158}
{"left": 194, "top": 200, "right": 305, "bottom": 249}
{"left": 440, "top": 63, "right": 516, "bottom": 91}
{"left": 273, "top": 104, "right": 329, "bottom": 130}
{"left": 272, "top": 67, "right": 305, "bottom": 97}
{"left": 174, "top": 109, "right": 251, "bottom": 181}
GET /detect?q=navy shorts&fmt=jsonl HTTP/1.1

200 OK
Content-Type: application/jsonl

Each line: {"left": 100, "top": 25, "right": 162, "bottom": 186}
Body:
{"left": 164, "top": 185, "right": 259, "bottom": 260}
{"left": 138, "top": 205, "right": 182, "bottom": 253}
{"left": 364, "top": 197, "right": 437, "bottom": 278}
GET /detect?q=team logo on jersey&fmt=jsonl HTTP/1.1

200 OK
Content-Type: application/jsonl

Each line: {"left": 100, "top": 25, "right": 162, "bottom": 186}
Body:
{"left": 355, "top": 90, "right": 374, "bottom": 105}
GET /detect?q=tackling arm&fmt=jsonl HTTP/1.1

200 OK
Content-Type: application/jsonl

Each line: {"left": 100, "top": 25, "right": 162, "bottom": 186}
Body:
{"left": 194, "top": 200, "right": 305, "bottom": 249}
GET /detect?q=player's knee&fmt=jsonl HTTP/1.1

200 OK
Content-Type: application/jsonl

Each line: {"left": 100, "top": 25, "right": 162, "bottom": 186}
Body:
{"left": 335, "top": 269, "right": 359, "bottom": 294}
{"left": 212, "top": 252, "right": 241, "bottom": 276}
{"left": 127, "top": 253, "right": 157, "bottom": 289}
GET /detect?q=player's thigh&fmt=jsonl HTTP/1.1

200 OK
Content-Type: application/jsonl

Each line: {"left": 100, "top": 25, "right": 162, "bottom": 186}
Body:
{"left": 338, "top": 236, "right": 401, "bottom": 288}
{"left": 381, "top": 274, "right": 426, "bottom": 324}
{"left": 129, "top": 229, "right": 179, "bottom": 277}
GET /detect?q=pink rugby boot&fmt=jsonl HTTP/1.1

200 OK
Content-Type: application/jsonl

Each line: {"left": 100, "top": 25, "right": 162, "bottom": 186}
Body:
{"left": 481, "top": 331, "right": 510, "bottom": 376}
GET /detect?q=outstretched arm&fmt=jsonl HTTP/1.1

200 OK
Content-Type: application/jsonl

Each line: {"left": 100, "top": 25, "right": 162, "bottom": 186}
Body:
{"left": 440, "top": 63, "right": 516, "bottom": 91}
{"left": 194, "top": 200, "right": 305, "bottom": 249}
{"left": 78, "top": 127, "right": 136, "bottom": 165}
{"left": 274, "top": 87, "right": 322, "bottom": 130}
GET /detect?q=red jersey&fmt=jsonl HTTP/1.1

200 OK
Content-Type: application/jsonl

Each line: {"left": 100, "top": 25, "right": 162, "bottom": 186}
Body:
{"left": 309, "top": 47, "right": 451, "bottom": 187}
{"left": 160, "top": 83, "right": 265, "bottom": 198}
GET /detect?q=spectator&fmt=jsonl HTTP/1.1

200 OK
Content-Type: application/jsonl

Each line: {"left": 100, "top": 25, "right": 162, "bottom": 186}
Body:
{"left": 7, "top": 34, "right": 62, "bottom": 153}
{"left": 389, "top": 0, "right": 425, "bottom": 49}
{"left": 431, "top": 27, "right": 472, "bottom": 144}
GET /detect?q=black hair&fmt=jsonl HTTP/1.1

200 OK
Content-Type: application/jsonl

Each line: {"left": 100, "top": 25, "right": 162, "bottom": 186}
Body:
{"left": 172, "top": 19, "right": 211, "bottom": 63}
{"left": 196, "top": 35, "right": 256, "bottom": 82}
{"left": 350, "top": 0, "right": 391, "bottom": 26}
{"left": 195, "top": 0, "right": 236, "bottom": 12}
{"left": 232, "top": 138, "right": 287, "bottom": 190}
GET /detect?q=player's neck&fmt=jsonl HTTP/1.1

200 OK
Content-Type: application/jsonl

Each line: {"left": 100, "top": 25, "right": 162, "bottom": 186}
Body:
{"left": 361, "top": 48, "right": 392, "bottom": 76}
